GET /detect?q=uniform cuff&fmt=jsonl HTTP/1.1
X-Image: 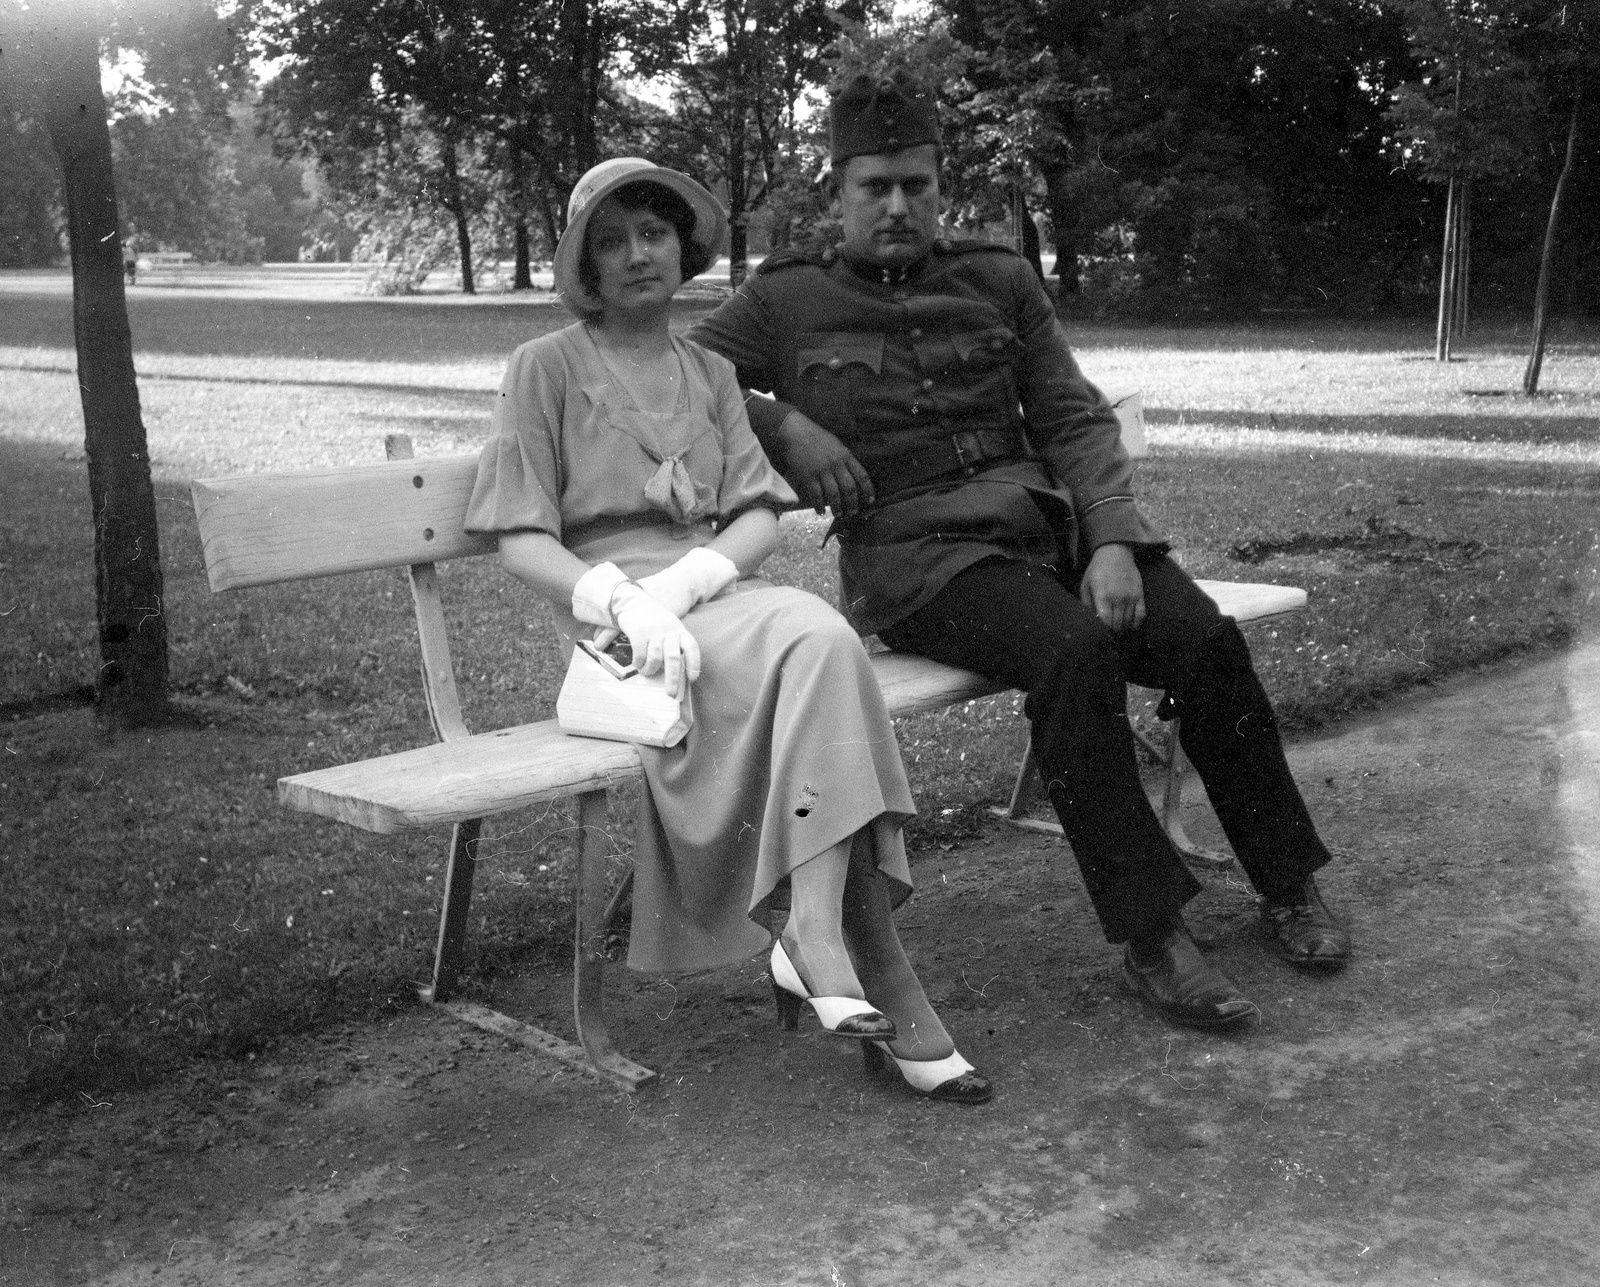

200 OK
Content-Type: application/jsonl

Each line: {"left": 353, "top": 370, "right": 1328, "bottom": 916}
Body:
{"left": 1080, "top": 496, "right": 1168, "bottom": 553}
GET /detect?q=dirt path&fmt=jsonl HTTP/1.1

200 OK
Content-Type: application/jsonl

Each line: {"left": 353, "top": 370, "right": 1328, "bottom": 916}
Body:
{"left": 6, "top": 645, "right": 1600, "bottom": 1286}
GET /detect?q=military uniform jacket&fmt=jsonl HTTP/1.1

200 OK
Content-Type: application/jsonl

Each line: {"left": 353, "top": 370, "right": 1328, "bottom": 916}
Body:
{"left": 687, "top": 241, "right": 1167, "bottom": 635}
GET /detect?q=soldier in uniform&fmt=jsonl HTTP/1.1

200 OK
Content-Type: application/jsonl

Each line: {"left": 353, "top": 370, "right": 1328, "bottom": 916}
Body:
{"left": 688, "top": 69, "right": 1351, "bottom": 1030}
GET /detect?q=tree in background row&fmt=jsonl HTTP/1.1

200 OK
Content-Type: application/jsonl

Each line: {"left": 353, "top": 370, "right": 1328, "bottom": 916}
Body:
{"left": 260, "top": 0, "right": 644, "bottom": 292}
{"left": 634, "top": 0, "right": 866, "bottom": 289}
{"left": 4, "top": 0, "right": 1597, "bottom": 321}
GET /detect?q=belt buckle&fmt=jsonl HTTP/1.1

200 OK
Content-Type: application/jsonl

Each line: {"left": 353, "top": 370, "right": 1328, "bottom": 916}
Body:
{"left": 951, "top": 430, "right": 981, "bottom": 476}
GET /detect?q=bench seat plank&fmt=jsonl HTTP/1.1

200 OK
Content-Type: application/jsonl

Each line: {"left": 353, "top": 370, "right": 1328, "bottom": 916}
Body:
{"left": 279, "top": 654, "right": 1004, "bottom": 834}
{"left": 279, "top": 720, "right": 646, "bottom": 834}
{"left": 1193, "top": 579, "right": 1306, "bottom": 621}
{"left": 278, "top": 577, "right": 1302, "bottom": 837}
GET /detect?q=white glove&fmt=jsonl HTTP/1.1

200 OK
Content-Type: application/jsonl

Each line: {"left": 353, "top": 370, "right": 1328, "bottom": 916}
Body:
{"left": 571, "top": 562, "right": 632, "bottom": 628}
{"left": 612, "top": 582, "right": 701, "bottom": 698}
{"left": 635, "top": 547, "right": 741, "bottom": 619}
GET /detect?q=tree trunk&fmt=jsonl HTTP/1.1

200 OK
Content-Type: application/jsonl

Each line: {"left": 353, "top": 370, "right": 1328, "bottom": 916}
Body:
{"left": 513, "top": 220, "right": 532, "bottom": 290}
{"left": 36, "top": 11, "right": 170, "bottom": 727}
{"left": 725, "top": 132, "right": 748, "bottom": 291}
{"left": 1524, "top": 91, "right": 1582, "bottom": 397}
{"left": 1434, "top": 176, "right": 1458, "bottom": 362}
{"left": 1042, "top": 167, "right": 1079, "bottom": 293}
{"left": 1015, "top": 188, "right": 1044, "bottom": 282}
{"left": 511, "top": 148, "right": 533, "bottom": 290}
{"left": 1453, "top": 179, "right": 1471, "bottom": 338}
{"left": 728, "top": 213, "right": 747, "bottom": 291}
{"left": 441, "top": 134, "right": 475, "bottom": 295}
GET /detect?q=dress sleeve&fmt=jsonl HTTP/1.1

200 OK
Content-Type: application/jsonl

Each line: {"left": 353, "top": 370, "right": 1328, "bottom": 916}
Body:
{"left": 464, "top": 338, "right": 568, "bottom": 538}
{"left": 700, "top": 346, "right": 799, "bottom": 519}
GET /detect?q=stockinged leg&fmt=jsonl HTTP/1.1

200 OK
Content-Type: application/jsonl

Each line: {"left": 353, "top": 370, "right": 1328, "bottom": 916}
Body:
{"left": 574, "top": 789, "right": 656, "bottom": 1089}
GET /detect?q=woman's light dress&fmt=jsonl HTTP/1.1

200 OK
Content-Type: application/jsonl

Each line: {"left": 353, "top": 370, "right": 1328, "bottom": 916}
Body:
{"left": 466, "top": 324, "right": 916, "bottom": 972}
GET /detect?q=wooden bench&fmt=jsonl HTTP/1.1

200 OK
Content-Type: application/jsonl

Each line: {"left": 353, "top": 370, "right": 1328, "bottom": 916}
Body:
{"left": 189, "top": 408, "right": 1304, "bottom": 1091}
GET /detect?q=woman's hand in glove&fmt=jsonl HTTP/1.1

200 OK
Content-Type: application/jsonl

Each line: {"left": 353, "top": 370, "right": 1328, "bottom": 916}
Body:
{"left": 612, "top": 582, "right": 700, "bottom": 698}
{"left": 635, "top": 546, "right": 740, "bottom": 619}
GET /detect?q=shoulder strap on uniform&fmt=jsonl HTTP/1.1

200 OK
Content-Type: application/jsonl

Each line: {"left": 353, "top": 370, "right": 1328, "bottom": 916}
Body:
{"left": 754, "top": 246, "right": 830, "bottom": 277}
{"left": 935, "top": 237, "right": 1022, "bottom": 260}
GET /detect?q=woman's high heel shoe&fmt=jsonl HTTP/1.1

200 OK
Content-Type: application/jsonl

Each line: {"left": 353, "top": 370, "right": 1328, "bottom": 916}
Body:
{"left": 863, "top": 1041, "right": 993, "bottom": 1104}
{"left": 770, "top": 940, "right": 896, "bottom": 1040}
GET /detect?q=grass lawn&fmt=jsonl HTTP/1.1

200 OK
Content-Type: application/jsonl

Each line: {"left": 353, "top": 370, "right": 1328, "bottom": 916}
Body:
{"left": 3, "top": 272, "right": 1599, "bottom": 1098}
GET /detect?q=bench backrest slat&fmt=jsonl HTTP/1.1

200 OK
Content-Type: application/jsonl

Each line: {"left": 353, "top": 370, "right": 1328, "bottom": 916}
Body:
{"left": 384, "top": 434, "right": 473, "bottom": 743}
{"left": 190, "top": 456, "right": 495, "bottom": 591}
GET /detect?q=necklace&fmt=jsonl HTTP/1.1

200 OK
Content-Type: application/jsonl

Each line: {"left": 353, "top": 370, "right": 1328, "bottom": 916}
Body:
{"left": 589, "top": 323, "right": 676, "bottom": 377}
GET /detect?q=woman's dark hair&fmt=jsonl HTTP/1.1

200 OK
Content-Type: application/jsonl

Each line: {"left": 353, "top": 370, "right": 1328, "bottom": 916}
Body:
{"left": 578, "top": 179, "right": 715, "bottom": 298}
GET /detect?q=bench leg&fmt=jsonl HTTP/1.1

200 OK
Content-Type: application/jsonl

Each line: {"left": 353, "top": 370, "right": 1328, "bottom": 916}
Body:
{"left": 1155, "top": 718, "right": 1233, "bottom": 872}
{"left": 573, "top": 789, "right": 656, "bottom": 1090}
{"left": 990, "top": 718, "right": 1236, "bottom": 872}
{"left": 418, "top": 805, "right": 654, "bottom": 1091}
{"left": 418, "top": 818, "right": 481, "bottom": 1004}
{"left": 986, "top": 739, "right": 1068, "bottom": 836}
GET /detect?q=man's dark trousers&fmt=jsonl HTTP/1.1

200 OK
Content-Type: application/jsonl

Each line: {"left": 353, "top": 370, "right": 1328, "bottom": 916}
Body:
{"left": 879, "top": 554, "right": 1331, "bottom": 945}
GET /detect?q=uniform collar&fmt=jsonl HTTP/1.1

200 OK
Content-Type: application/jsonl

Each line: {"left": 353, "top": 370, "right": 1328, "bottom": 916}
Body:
{"left": 837, "top": 245, "right": 931, "bottom": 287}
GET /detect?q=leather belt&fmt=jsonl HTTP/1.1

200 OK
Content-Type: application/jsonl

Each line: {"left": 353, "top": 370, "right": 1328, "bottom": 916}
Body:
{"left": 867, "top": 428, "right": 1028, "bottom": 496}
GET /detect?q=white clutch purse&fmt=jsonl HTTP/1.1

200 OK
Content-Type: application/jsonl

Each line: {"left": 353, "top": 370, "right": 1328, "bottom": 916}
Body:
{"left": 556, "top": 637, "right": 693, "bottom": 748}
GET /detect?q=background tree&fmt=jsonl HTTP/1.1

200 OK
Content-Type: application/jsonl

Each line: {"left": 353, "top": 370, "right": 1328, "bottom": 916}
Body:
{"left": 1, "top": 1, "right": 180, "bottom": 726}
{"left": 1387, "top": 0, "right": 1542, "bottom": 357}
{"left": 1517, "top": 0, "right": 1597, "bottom": 394}
{"left": 262, "top": 0, "right": 644, "bottom": 291}
{"left": 635, "top": 0, "right": 866, "bottom": 288}
{"left": 261, "top": 0, "right": 499, "bottom": 291}
{"left": 0, "top": 89, "right": 61, "bottom": 265}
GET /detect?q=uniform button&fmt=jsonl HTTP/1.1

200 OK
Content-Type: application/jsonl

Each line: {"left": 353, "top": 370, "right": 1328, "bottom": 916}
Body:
{"left": 990, "top": 337, "right": 1006, "bottom": 350}
{"left": 909, "top": 327, "right": 923, "bottom": 339}
{"left": 827, "top": 356, "right": 843, "bottom": 370}
{"left": 920, "top": 379, "right": 934, "bottom": 391}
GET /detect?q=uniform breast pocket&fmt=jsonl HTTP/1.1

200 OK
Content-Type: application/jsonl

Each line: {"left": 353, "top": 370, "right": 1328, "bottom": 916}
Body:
{"left": 946, "top": 325, "right": 1023, "bottom": 410}
{"left": 949, "top": 326, "right": 1022, "bottom": 374}
{"left": 793, "top": 332, "right": 885, "bottom": 435}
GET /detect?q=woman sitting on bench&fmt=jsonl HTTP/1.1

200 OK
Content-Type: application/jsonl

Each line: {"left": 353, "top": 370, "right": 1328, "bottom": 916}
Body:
{"left": 464, "top": 159, "right": 989, "bottom": 1105}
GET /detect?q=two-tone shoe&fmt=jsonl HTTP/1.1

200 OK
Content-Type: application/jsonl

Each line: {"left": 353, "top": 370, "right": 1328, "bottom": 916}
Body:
{"left": 770, "top": 939, "right": 897, "bottom": 1039}
{"left": 1123, "top": 922, "right": 1258, "bottom": 1029}
{"left": 1260, "top": 877, "right": 1351, "bottom": 968}
{"left": 863, "top": 1041, "right": 993, "bottom": 1104}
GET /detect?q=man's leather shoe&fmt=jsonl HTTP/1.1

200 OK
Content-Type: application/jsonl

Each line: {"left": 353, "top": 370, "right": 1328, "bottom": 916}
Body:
{"left": 1123, "top": 923, "right": 1258, "bottom": 1029}
{"left": 1260, "top": 877, "right": 1351, "bottom": 968}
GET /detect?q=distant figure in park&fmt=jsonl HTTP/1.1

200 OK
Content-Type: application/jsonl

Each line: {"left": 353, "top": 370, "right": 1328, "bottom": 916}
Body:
{"left": 465, "top": 159, "right": 990, "bottom": 1104}
{"left": 122, "top": 241, "right": 137, "bottom": 285}
{"left": 689, "top": 70, "right": 1352, "bottom": 1030}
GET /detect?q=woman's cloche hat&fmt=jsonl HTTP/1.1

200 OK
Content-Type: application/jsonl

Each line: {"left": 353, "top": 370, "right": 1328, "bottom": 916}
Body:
{"left": 553, "top": 158, "right": 728, "bottom": 316}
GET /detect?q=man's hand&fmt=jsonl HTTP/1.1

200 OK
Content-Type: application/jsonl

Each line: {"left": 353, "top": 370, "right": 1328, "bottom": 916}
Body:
{"left": 1080, "top": 543, "right": 1146, "bottom": 633}
{"left": 776, "top": 411, "right": 875, "bottom": 516}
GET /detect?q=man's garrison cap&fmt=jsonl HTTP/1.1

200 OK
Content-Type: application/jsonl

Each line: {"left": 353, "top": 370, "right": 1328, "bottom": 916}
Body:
{"left": 829, "top": 69, "right": 939, "bottom": 164}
